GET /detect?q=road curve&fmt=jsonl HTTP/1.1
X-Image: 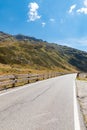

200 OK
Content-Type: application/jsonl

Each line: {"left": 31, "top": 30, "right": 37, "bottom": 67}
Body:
{"left": 0, "top": 74, "right": 76, "bottom": 130}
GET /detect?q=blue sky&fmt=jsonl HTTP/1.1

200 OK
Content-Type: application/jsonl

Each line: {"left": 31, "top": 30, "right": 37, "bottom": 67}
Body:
{"left": 0, "top": 0, "right": 87, "bottom": 51}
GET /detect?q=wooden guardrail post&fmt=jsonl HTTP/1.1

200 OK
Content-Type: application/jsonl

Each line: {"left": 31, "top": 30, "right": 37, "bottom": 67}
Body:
{"left": 0, "top": 72, "right": 65, "bottom": 91}
{"left": 43, "top": 74, "right": 44, "bottom": 80}
{"left": 47, "top": 73, "right": 49, "bottom": 79}
{"left": 77, "top": 72, "right": 80, "bottom": 78}
{"left": 36, "top": 75, "right": 39, "bottom": 81}
{"left": 28, "top": 74, "right": 30, "bottom": 83}
{"left": 12, "top": 75, "right": 17, "bottom": 87}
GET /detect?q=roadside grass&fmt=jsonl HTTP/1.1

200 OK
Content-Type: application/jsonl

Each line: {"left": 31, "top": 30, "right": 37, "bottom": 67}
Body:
{"left": 83, "top": 115, "right": 87, "bottom": 128}
{"left": 0, "top": 63, "right": 73, "bottom": 75}
{"left": 0, "top": 64, "right": 48, "bottom": 75}
{"left": 77, "top": 77, "right": 87, "bottom": 81}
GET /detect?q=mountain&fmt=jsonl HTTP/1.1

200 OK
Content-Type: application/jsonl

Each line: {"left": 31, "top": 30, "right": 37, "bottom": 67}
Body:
{"left": 0, "top": 31, "right": 87, "bottom": 74}
{"left": 0, "top": 31, "right": 16, "bottom": 43}
{"left": 14, "top": 34, "right": 44, "bottom": 43}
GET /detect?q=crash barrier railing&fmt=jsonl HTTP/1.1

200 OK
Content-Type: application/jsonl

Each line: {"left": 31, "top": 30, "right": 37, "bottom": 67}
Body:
{"left": 0, "top": 72, "right": 65, "bottom": 91}
{"left": 77, "top": 72, "right": 87, "bottom": 79}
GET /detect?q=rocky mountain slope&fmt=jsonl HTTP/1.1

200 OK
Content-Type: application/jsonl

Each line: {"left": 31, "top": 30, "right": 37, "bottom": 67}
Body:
{"left": 0, "top": 31, "right": 87, "bottom": 72}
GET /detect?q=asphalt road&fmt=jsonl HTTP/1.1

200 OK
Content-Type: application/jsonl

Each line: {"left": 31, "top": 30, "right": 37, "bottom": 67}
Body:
{"left": 0, "top": 74, "right": 76, "bottom": 130}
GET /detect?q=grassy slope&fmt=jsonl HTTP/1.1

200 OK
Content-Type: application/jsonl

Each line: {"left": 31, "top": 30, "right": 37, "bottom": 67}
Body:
{"left": 0, "top": 32, "right": 87, "bottom": 74}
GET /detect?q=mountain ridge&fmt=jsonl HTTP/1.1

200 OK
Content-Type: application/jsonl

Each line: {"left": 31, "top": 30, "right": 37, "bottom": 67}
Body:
{"left": 0, "top": 31, "right": 87, "bottom": 74}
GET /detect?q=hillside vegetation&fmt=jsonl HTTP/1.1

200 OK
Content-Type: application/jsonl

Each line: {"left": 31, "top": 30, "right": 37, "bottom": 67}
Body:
{"left": 0, "top": 31, "right": 87, "bottom": 74}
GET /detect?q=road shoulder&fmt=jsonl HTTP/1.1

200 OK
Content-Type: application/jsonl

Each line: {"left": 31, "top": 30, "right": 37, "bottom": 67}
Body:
{"left": 76, "top": 80, "right": 87, "bottom": 130}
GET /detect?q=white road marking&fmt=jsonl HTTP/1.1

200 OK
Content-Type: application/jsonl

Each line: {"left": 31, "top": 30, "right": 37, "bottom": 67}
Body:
{"left": 74, "top": 80, "right": 81, "bottom": 130}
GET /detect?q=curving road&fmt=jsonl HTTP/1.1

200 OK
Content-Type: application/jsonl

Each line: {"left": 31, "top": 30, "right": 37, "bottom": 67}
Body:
{"left": 0, "top": 74, "right": 76, "bottom": 130}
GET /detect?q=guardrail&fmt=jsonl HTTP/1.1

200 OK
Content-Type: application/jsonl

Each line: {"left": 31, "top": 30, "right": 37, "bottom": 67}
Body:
{"left": 77, "top": 72, "right": 87, "bottom": 79}
{"left": 0, "top": 72, "right": 65, "bottom": 91}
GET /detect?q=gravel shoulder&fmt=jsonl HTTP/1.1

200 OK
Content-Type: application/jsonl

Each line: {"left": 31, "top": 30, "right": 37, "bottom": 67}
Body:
{"left": 76, "top": 80, "right": 87, "bottom": 130}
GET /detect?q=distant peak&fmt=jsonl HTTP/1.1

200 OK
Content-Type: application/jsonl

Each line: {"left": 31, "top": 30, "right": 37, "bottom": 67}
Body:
{"left": 14, "top": 34, "right": 44, "bottom": 42}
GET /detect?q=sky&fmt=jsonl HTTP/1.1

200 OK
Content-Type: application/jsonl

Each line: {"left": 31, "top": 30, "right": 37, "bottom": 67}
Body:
{"left": 0, "top": 0, "right": 87, "bottom": 51}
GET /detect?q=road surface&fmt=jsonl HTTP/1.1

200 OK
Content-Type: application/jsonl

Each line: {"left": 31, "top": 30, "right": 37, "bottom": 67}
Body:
{"left": 0, "top": 74, "right": 76, "bottom": 130}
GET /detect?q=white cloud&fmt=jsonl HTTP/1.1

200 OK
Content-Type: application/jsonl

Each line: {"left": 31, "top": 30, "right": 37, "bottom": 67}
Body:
{"left": 84, "top": 0, "right": 87, "bottom": 7}
{"left": 76, "top": 0, "right": 87, "bottom": 14}
{"left": 69, "top": 4, "right": 76, "bottom": 13}
{"left": 77, "top": 7, "right": 87, "bottom": 14}
{"left": 42, "top": 22, "right": 46, "bottom": 27}
{"left": 50, "top": 18, "right": 55, "bottom": 22}
{"left": 27, "top": 2, "right": 41, "bottom": 21}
